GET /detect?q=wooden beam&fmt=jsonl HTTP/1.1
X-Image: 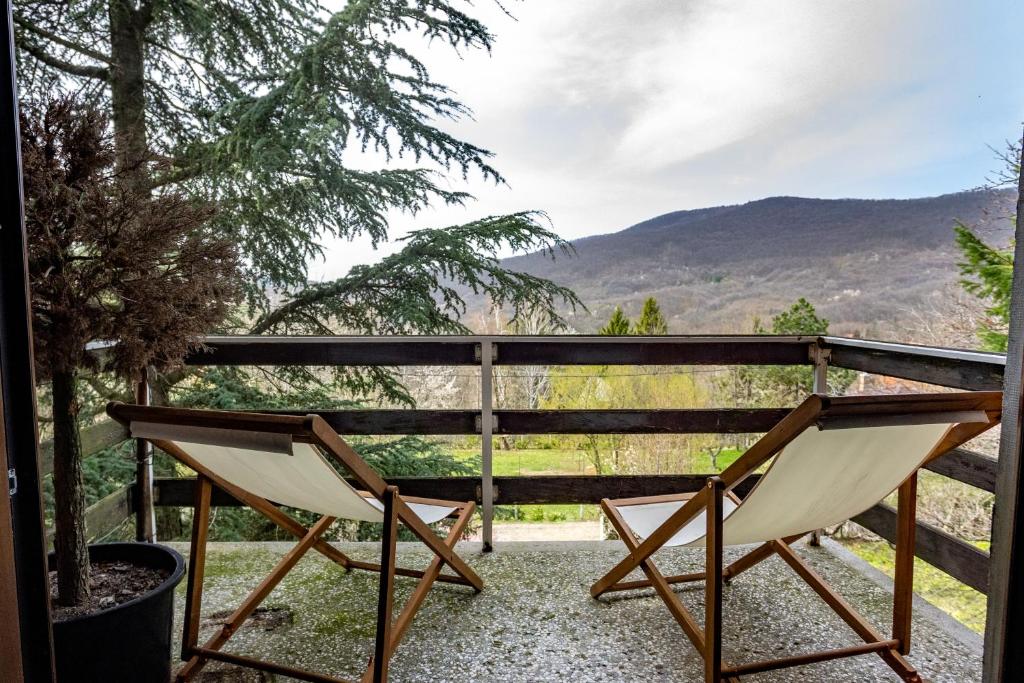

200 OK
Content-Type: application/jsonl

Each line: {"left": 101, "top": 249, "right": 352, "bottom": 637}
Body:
{"left": 272, "top": 408, "right": 790, "bottom": 435}
{"left": 37, "top": 418, "right": 129, "bottom": 476}
{"left": 824, "top": 339, "right": 1003, "bottom": 391}
{"left": 184, "top": 335, "right": 817, "bottom": 367}
{"left": 186, "top": 337, "right": 480, "bottom": 366}
{"left": 923, "top": 447, "right": 997, "bottom": 493}
{"left": 492, "top": 336, "right": 813, "bottom": 366}
{"left": 0, "top": 4, "right": 55, "bottom": 676}
{"left": 983, "top": 131, "right": 1024, "bottom": 683}
{"left": 44, "top": 485, "right": 133, "bottom": 545}
{"left": 493, "top": 408, "right": 789, "bottom": 434}
{"left": 152, "top": 475, "right": 763, "bottom": 508}
{"left": 852, "top": 502, "right": 989, "bottom": 594}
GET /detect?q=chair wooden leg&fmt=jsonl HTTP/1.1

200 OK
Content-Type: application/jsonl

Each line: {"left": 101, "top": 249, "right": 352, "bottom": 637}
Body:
{"left": 371, "top": 487, "right": 399, "bottom": 683}
{"left": 721, "top": 533, "right": 805, "bottom": 583}
{"left": 177, "top": 515, "right": 336, "bottom": 681}
{"left": 363, "top": 501, "right": 479, "bottom": 682}
{"left": 772, "top": 539, "right": 922, "bottom": 682}
{"left": 181, "top": 475, "right": 212, "bottom": 665}
{"left": 893, "top": 473, "right": 917, "bottom": 655}
{"left": 705, "top": 477, "right": 724, "bottom": 683}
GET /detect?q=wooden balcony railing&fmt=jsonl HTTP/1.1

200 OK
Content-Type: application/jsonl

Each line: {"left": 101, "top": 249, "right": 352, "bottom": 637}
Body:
{"left": 67, "top": 335, "right": 1004, "bottom": 594}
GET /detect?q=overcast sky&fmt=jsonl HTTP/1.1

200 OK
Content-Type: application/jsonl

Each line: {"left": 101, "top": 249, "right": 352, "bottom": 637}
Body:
{"left": 311, "top": 0, "right": 1024, "bottom": 280}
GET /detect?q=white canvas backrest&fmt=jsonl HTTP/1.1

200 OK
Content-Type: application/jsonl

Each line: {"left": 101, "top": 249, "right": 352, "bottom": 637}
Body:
{"left": 131, "top": 421, "right": 385, "bottom": 522}
{"left": 684, "top": 411, "right": 987, "bottom": 548}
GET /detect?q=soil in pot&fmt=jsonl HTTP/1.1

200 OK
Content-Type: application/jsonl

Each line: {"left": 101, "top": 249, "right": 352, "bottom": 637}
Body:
{"left": 49, "top": 543, "right": 185, "bottom": 683}
{"left": 50, "top": 559, "right": 170, "bottom": 620}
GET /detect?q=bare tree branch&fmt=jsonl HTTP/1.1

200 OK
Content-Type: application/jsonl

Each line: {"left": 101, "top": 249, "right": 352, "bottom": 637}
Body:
{"left": 18, "top": 40, "right": 109, "bottom": 80}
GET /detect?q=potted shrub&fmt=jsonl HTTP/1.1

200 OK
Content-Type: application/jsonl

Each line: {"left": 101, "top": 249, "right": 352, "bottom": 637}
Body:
{"left": 21, "top": 97, "right": 240, "bottom": 681}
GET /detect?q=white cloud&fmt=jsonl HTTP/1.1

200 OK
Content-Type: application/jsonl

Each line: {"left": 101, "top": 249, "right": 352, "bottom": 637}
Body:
{"left": 309, "top": 0, "right": 1024, "bottom": 281}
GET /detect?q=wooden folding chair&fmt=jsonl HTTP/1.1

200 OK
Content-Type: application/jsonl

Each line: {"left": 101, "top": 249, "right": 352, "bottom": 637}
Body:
{"left": 590, "top": 391, "right": 1002, "bottom": 683}
{"left": 107, "top": 402, "right": 484, "bottom": 683}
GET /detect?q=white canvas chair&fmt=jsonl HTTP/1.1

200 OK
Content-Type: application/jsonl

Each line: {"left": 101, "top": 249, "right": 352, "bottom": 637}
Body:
{"left": 107, "top": 402, "right": 483, "bottom": 683}
{"left": 590, "top": 391, "right": 1002, "bottom": 683}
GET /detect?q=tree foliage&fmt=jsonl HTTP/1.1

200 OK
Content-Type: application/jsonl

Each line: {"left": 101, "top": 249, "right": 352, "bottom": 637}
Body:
{"left": 13, "top": 0, "right": 578, "bottom": 331}
{"left": 954, "top": 137, "right": 1021, "bottom": 352}
{"left": 599, "top": 306, "right": 631, "bottom": 335}
{"left": 955, "top": 225, "right": 1013, "bottom": 352}
{"left": 22, "top": 98, "right": 240, "bottom": 380}
{"left": 724, "top": 298, "right": 854, "bottom": 409}
{"left": 633, "top": 297, "right": 668, "bottom": 335}
{"left": 21, "top": 97, "right": 239, "bottom": 606}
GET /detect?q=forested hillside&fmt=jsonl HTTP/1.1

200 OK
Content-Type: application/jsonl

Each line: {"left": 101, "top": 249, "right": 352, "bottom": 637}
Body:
{"left": 500, "top": 190, "right": 1016, "bottom": 336}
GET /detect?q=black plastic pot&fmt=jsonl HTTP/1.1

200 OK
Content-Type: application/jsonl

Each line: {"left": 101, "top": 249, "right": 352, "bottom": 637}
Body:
{"left": 50, "top": 542, "right": 185, "bottom": 683}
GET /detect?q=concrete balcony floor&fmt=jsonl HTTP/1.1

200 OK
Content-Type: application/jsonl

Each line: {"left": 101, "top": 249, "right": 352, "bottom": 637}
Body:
{"left": 170, "top": 539, "right": 980, "bottom": 682}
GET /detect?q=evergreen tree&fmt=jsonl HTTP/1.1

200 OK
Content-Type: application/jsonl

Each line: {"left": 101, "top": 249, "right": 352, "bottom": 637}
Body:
{"left": 955, "top": 225, "right": 1013, "bottom": 352}
{"left": 599, "top": 306, "right": 631, "bottom": 335}
{"left": 953, "top": 138, "right": 1021, "bottom": 352}
{"left": 726, "top": 298, "right": 855, "bottom": 406}
{"left": 22, "top": 98, "right": 239, "bottom": 606}
{"left": 633, "top": 297, "right": 668, "bottom": 335}
{"left": 13, "top": 0, "right": 579, "bottom": 335}
{"left": 753, "top": 297, "right": 828, "bottom": 336}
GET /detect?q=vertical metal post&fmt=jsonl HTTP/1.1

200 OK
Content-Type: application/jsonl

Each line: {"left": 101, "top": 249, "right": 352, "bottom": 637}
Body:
{"left": 983, "top": 132, "right": 1024, "bottom": 682}
{"left": 480, "top": 339, "right": 494, "bottom": 552}
{"left": 134, "top": 367, "right": 155, "bottom": 542}
{"left": 810, "top": 343, "right": 829, "bottom": 547}
{"left": 0, "top": 2, "right": 56, "bottom": 678}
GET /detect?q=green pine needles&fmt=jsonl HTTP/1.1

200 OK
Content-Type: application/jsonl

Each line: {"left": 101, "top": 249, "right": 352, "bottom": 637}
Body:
{"left": 14, "top": 0, "right": 579, "bottom": 331}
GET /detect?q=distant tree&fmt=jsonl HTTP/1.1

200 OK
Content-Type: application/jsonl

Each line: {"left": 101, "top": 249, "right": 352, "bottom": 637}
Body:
{"left": 633, "top": 297, "right": 668, "bottom": 335}
{"left": 22, "top": 98, "right": 239, "bottom": 606}
{"left": 725, "top": 298, "right": 854, "bottom": 409}
{"left": 954, "top": 137, "right": 1021, "bottom": 352}
{"left": 600, "top": 306, "right": 632, "bottom": 335}
{"left": 955, "top": 226, "right": 1012, "bottom": 352}
{"left": 753, "top": 297, "right": 828, "bottom": 336}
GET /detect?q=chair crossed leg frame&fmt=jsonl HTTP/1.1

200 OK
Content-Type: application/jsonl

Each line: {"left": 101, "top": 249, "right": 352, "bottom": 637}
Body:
{"left": 177, "top": 475, "right": 481, "bottom": 683}
{"left": 593, "top": 476, "right": 924, "bottom": 683}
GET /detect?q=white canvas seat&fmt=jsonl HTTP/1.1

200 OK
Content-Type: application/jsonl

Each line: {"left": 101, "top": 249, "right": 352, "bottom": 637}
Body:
{"left": 108, "top": 403, "right": 484, "bottom": 683}
{"left": 592, "top": 392, "right": 1002, "bottom": 683}
{"left": 615, "top": 419, "right": 969, "bottom": 548}
{"left": 130, "top": 421, "right": 457, "bottom": 524}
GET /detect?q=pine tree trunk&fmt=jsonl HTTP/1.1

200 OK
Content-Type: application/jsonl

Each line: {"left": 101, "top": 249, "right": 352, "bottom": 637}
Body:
{"left": 108, "top": 0, "right": 149, "bottom": 190}
{"left": 51, "top": 370, "right": 90, "bottom": 607}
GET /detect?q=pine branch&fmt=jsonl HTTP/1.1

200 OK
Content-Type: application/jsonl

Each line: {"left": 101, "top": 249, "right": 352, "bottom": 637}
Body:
{"left": 14, "top": 13, "right": 112, "bottom": 65}
{"left": 18, "top": 39, "right": 109, "bottom": 80}
{"left": 250, "top": 212, "right": 582, "bottom": 335}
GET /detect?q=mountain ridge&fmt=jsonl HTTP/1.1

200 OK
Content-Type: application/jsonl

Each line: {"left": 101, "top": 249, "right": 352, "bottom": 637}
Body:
{"left": 499, "top": 190, "right": 1016, "bottom": 336}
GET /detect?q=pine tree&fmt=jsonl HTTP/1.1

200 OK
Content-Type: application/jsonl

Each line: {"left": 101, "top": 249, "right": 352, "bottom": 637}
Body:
{"left": 953, "top": 137, "right": 1020, "bottom": 352}
{"left": 22, "top": 98, "right": 239, "bottom": 606}
{"left": 956, "top": 224, "right": 1013, "bottom": 352}
{"left": 13, "top": 1, "right": 579, "bottom": 335}
{"left": 633, "top": 297, "right": 668, "bottom": 335}
{"left": 599, "top": 307, "right": 631, "bottom": 335}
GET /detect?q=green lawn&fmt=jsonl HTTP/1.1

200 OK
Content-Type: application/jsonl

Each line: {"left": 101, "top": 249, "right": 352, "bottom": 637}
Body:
{"left": 451, "top": 446, "right": 745, "bottom": 477}
{"left": 448, "top": 445, "right": 746, "bottom": 524}
{"left": 452, "top": 447, "right": 594, "bottom": 476}
{"left": 842, "top": 539, "right": 988, "bottom": 633}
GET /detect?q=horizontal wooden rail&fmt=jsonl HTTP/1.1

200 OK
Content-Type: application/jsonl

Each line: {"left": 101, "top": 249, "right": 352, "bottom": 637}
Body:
{"left": 923, "top": 447, "right": 997, "bottom": 494}
{"left": 185, "top": 335, "right": 818, "bottom": 367}
{"left": 46, "top": 484, "right": 133, "bottom": 546}
{"left": 39, "top": 419, "right": 129, "bottom": 477}
{"left": 852, "top": 501, "right": 989, "bottom": 594}
{"left": 823, "top": 337, "right": 1004, "bottom": 391}
{"left": 151, "top": 475, "right": 762, "bottom": 508}
{"left": 273, "top": 408, "right": 791, "bottom": 435}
